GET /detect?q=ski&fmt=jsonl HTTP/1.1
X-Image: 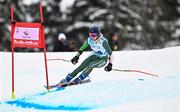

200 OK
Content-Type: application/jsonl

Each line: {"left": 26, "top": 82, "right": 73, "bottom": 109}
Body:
{"left": 44, "top": 79, "right": 91, "bottom": 90}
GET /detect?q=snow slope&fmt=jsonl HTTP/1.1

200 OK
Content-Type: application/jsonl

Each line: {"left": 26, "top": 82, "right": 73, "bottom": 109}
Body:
{"left": 0, "top": 46, "right": 180, "bottom": 112}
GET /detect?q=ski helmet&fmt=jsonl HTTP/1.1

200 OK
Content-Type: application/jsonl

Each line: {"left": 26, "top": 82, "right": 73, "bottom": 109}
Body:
{"left": 89, "top": 26, "right": 101, "bottom": 39}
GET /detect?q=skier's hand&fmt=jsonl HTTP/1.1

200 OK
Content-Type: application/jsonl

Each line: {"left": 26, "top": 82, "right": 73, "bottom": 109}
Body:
{"left": 71, "top": 56, "right": 79, "bottom": 65}
{"left": 104, "top": 63, "right": 112, "bottom": 72}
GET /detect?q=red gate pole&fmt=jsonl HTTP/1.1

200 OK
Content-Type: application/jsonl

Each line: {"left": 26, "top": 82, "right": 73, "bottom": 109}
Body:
{"left": 11, "top": 47, "right": 15, "bottom": 99}
{"left": 10, "top": 5, "right": 16, "bottom": 99}
{"left": 39, "top": 3, "right": 43, "bottom": 23}
{"left": 43, "top": 46, "right": 49, "bottom": 90}
{"left": 39, "top": 3, "right": 49, "bottom": 90}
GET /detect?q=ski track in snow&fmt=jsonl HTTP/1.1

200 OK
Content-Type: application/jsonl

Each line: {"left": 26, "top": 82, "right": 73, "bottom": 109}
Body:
{"left": 2, "top": 75, "right": 179, "bottom": 112}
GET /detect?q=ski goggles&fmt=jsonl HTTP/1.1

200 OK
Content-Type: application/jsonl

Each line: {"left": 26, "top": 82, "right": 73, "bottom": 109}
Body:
{"left": 89, "top": 33, "right": 99, "bottom": 38}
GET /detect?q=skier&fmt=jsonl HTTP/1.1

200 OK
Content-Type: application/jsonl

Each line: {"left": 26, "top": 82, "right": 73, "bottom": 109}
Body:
{"left": 56, "top": 26, "right": 113, "bottom": 87}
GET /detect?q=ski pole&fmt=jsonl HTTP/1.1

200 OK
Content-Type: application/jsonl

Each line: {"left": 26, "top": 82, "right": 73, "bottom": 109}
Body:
{"left": 47, "top": 58, "right": 71, "bottom": 62}
{"left": 112, "top": 69, "right": 159, "bottom": 77}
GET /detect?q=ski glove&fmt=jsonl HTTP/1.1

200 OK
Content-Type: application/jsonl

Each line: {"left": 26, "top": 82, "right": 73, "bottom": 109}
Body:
{"left": 71, "top": 56, "right": 79, "bottom": 65}
{"left": 104, "top": 63, "right": 112, "bottom": 71}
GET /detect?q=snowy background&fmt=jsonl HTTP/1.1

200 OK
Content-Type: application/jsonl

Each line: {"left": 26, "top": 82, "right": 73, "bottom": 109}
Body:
{"left": 0, "top": 0, "right": 180, "bottom": 112}
{"left": 0, "top": 0, "right": 180, "bottom": 51}
{"left": 0, "top": 46, "right": 179, "bottom": 112}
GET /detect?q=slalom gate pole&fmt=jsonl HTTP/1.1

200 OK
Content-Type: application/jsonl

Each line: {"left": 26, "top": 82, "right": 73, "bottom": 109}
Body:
{"left": 11, "top": 5, "right": 16, "bottom": 99}
{"left": 112, "top": 69, "right": 159, "bottom": 77}
{"left": 47, "top": 58, "right": 71, "bottom": 62}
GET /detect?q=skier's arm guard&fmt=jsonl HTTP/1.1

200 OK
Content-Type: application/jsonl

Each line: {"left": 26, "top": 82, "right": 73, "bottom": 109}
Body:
{"left": 103, "top": 40, "right": 113, "bottom": 63}
{"left": 76, "top": 40, "right": 89, "bottom": 57}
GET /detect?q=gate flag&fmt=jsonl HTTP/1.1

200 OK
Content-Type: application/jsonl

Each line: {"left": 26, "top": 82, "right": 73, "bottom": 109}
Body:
{"left": 10, "top": 3, "right": 49, "bottom": 99}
